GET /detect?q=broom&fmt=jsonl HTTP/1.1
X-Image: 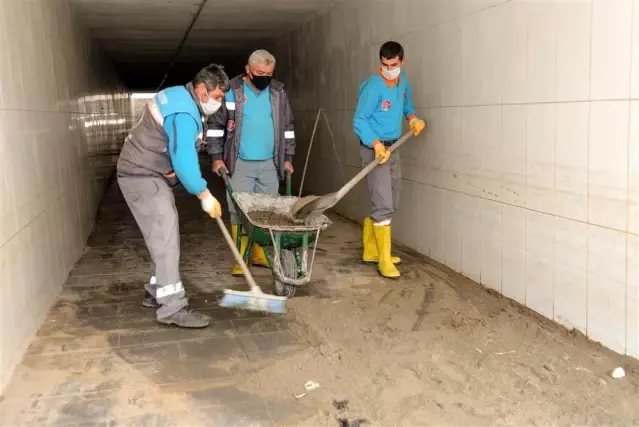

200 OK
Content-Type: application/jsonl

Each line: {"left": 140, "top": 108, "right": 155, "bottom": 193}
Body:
{"left": 214, "top": 216, "right": 287, "bottom": 314}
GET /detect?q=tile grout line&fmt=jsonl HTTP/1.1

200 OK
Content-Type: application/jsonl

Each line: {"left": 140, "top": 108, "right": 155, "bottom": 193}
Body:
{"left": 585, "top": 0, "right": 594, "bottom": 339}
{"left": 500, "top": 101, "right": 506, "bottom": 296}
{"left": 400, "top": 177, "right": 639, "bottom": 237}
{"left": 459, "top": 106, "right": 464, "bottom": 275}
{"left": 29, "top": 329, "right": 290, "bottom": 357}
{"left": 0, "top": 186, "right": 68, "bottom": 251}
{"left": 635, "top": 0, "right": 639, "bottom": 357}
{"left": 291, "top": 96, "right": 639, "bottom": 115}
{"left": 0, "top": 372, "right": 237, "bottom": 404}
{"left": 66, "top": 266, "right": 235, "bottom": 278}
{"left": 626, "top": 0, "right": 636, "bottom": 355}
{"left": 523, "top": 5, "right": 530, "bottom": 307}
{"left": 551, "top": 3, "right": 559, "bottom": 322}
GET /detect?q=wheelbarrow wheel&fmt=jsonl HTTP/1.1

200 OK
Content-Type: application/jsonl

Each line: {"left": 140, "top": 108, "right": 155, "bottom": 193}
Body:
{"left": 274, "top": 249, "right": 297, "bottom": 298}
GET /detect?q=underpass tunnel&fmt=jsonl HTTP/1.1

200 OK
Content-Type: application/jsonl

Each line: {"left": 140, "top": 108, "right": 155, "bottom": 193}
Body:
{"left": 0, "top": 0, "right": 339, "bottom": 393}
{"left": 1, "top": 0, "right": 639, "bottom": 425}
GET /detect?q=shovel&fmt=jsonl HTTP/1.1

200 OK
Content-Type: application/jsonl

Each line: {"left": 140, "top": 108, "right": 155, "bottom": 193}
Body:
{"left": 290, "top": 130, "right": 414, "bottom": 220}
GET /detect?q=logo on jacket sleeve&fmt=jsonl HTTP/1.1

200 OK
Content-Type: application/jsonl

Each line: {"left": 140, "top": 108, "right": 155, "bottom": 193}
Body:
{"left": 227, "top": 120, "right": 236, "bottom": 131}
{"left": 381, "top": 100, "right": 391, "bottom": 111}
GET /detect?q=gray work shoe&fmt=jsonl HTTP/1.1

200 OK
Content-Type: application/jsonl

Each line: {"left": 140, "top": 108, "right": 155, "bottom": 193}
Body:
{"left": 142, "top": 291, "right": 160, "bottom": 308}
{"left": 157, "top": 308, "right": 210, "bottom": 328}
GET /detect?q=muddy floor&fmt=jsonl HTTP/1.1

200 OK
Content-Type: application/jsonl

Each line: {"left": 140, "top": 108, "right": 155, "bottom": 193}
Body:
{"left": 0, "top": 169, "right": 638, "bottom": 426}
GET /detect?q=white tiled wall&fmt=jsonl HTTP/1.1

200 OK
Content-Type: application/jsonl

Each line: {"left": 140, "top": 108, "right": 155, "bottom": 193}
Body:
{"left": 0, "top": 0, "right": 130, "bottom": 392}
{"left": 272, "top": 0, "right": 639, "bottom": 360}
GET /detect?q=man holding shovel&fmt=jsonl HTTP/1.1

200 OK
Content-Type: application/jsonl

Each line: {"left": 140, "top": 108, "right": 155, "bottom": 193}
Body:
{"left": 353, "top": 41, "right": 426, "bottom": 278}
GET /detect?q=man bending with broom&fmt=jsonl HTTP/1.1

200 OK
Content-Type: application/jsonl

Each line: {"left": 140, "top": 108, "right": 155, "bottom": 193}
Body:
{"left": 353, "top": 41, "right": 426, "bottom": 278}
{"left": 116, "top": 64, "right": 228, "bottom": 328}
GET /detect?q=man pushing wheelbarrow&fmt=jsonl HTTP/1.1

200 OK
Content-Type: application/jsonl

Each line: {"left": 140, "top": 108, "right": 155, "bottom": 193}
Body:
{"left": 205, "top": 49, "right": 297, "bottom": 276}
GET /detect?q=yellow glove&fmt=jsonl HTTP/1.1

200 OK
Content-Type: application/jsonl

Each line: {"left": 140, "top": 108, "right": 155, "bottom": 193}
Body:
{"left": 409, "top": 117, "right": 426, "bottom": 136}
{"left": 372, "top": 140, "right": 391, "bottom": 164}
{"left": 199, "top": 190, "right": 222, "bottom": 218}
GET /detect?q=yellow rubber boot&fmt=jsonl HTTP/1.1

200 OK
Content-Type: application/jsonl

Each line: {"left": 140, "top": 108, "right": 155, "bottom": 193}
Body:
{"left": 362, "top": 217, "right": 378, "bottom": 262}
{"left": 231, "top": 225, "right": 249, "bottom": 276}
{"left": 373, "top": 224, "right": 400, "bottom": 278}
{"left": 362, "top": 217, "right": 401, "bottom": 264}
{"left": 250, "top": 243, "right": 270, "bottom": 268}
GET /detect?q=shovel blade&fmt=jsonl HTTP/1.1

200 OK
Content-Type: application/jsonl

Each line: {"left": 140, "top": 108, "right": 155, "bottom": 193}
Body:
{"left": 291, "top": 193, "right": 337, "bottom": 219}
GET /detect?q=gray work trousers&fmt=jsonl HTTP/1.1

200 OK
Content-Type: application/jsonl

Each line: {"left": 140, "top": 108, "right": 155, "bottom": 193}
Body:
{"left": 118, "top": 176, "right": 188, "bottom": 319}
{"left": 360, "top": 145, "right": 401, "bottom": 223}
{"left": 228, "top": 158, "right": 279, "bottom": 224}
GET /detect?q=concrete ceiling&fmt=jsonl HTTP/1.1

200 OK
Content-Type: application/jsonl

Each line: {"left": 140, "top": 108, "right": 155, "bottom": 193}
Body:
{"left": 71, "top": 0, "right": 336, "bottom": 89}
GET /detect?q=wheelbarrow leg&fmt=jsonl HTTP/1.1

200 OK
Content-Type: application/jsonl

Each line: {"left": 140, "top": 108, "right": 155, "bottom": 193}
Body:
{"left": 271, "top": 232, "right": 297, "bottom": 299}
{"left": 235, "top": 223, "right": 243, "bottom": 248}
{"left": 296, "top": 235, "right": 311, "bottom": 278}
{"left": 262, "top": 247, "right": 274, "bottom": 269}
{"left": 244, "top": 237, "right": 254, "bottom": 263}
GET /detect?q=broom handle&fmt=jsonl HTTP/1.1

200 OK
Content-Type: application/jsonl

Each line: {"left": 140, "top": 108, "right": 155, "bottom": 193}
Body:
{"left": 214, "top": 216, "right": 260, "bottom": 293}
{"left": 335, "top": 130, "right": 414, "bottom": 199}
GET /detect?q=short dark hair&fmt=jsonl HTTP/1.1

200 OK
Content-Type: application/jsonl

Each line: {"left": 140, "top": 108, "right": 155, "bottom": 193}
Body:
{"left": 192, "top": 64, "right": 230, "bottom": 92}
{"left": 379, "top": 41, "right": 404, "bottom": 61}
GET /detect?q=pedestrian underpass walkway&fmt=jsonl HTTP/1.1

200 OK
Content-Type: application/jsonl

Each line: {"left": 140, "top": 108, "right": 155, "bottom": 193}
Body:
{"left": 0, "top": 168, "right": 638, "bottom": 427}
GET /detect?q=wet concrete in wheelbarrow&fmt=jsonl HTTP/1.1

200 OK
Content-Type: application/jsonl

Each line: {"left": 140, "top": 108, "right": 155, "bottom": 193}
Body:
{"left": 247, "top": 210, "right": 302, "bottom": 227}
{"left": 1, "top": 166, "right": 638, "bottom": 426}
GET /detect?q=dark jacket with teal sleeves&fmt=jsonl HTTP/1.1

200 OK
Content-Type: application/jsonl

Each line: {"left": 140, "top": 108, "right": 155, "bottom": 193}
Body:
{"left": 205, "top": 74, "right": 296, "bottom": 180}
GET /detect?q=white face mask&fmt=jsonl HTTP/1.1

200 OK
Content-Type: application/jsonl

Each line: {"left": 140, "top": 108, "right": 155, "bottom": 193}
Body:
{"left": 381, "top": 67, "right": 401, "bottom": 80}
{"left": 200, "top": 98, "right": 221, "bottom": 116}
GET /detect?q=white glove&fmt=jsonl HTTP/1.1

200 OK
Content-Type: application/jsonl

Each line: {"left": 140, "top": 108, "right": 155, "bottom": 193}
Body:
{"left": 200, "top": 191, "right": 222, "bottom": 218}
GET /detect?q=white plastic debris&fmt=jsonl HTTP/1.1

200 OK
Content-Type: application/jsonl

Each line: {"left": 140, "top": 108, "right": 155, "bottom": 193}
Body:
{"left": 611, "top": 367, "right": 625, "bottom": 379}
{"left": 304, "top": 380, "right": 320, "bottom": 391}
{"left": 294, "top": 380, "right": 321, "bottom": 399}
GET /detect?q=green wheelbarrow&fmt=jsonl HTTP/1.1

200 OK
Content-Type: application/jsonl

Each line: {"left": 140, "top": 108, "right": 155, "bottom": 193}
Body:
{"left": 221, "top": 172, "right": 332, "bottom": 298}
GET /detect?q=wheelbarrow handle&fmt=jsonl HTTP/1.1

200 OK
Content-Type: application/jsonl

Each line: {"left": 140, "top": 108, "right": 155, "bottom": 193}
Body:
{"left": 285, "top": 170, "right": 292, "bottom": 197}
{"left": 219, "top": 171, "right": 233, "bottom": 194}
